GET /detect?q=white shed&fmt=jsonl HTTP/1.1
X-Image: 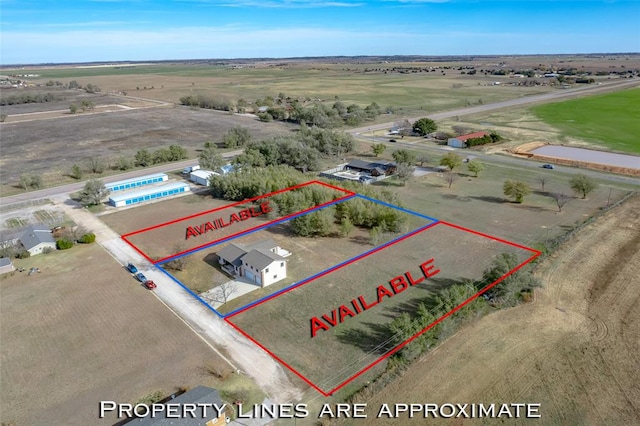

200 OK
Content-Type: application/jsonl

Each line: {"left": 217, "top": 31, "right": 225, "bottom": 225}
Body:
{"left": 190, "top": 169, "right": 219, "bottom": 186}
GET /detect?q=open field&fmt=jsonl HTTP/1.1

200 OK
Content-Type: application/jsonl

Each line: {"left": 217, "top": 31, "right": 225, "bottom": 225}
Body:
{"left": 0, "top": 104, "right": 291, "bottom": 189}
{"left": 119, "top": 181, "right": 353, "bottom": 262}
{"left": 368, "top": 159, "right": 636, "bottom": 251}
{"left": 228, "top": 222, "right": 537, "bottom": 395}
{"left": 0, "top": 243, "right": 261, "bottom": 425}
{"left": 531, "top": 88, "right": 640, "bottom": 154}
{"left": 358, "top": 193, "right": 640, "bottom": 425}
{"left": 162, "top": 196, "right": 433, "bottom": 310}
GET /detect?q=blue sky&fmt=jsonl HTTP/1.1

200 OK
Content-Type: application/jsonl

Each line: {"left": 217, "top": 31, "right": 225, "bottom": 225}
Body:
{"left": 1, "top": 0, "right": 638, "bottom": 64}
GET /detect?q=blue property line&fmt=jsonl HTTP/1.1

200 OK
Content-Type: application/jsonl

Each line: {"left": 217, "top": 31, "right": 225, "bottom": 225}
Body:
{"left": 355, "top": 194, "right": 439, "bottom": 222}
{"left": 157, "top": 194, "right": 357, "bottom": 265}
{"left": 157, "top": 265, "right": 224, "bottom": 318}
{"left": 224, "top": 219, "right": 440, "bottom": 318}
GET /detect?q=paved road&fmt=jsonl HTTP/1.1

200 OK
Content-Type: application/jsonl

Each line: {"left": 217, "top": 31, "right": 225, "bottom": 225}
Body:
{"left": 348, "top": 79, "right": 640, "bottom": 135}
{"left": 0, "top": 150, "right": 243, "bottom": 207}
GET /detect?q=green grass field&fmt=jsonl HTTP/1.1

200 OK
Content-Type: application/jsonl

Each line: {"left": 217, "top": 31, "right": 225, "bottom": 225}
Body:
{"left": 531, "top": 88, "right": 640, "bottom": 154}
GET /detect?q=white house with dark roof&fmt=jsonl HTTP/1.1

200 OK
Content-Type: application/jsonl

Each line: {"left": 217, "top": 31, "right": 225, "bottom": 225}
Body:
{"left": 0, "top": 257, "right": 14, "bottom": 275}
{"left": 217, "top": 238, "right": 290, "bottom": 287}
{"left": 19, "top": 225, "right": 56, "bottom": 255}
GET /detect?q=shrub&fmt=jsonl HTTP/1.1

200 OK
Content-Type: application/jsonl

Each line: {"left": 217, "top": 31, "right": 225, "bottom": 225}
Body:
{"left": 56, "top": 239, "right": 74, "bottom": 250}
{"left": 78, "top": 233, "right": 96, "bottom": 244}
{"left": 15, "top": 250, "right": 30, "bottom": 259}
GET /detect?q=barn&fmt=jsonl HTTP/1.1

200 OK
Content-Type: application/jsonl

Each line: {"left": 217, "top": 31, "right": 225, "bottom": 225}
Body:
{"left": 447, "top": 132, "right": 489, "bottom": 148}
{"left": 190, "top": 169, "right": 219, "bottom": 186}
{"left": 105, "top": 173, "right": 168, "bottom": 192}
{"left": 108, "top": 182, "right": 190, "bottom": 207}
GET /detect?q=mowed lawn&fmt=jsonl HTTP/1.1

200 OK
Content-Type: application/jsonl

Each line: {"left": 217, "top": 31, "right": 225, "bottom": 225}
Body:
{"left": 0, "top": 244, "right": 243, "bottom": 425}
{"left": 227, "top": 223, "right": 536, "bottom": 394}
{"left": 531, "top": 88, "right": 640, "bottom": 153}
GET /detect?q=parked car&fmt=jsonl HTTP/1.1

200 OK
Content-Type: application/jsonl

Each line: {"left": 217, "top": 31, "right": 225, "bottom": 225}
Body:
{"left": 541, "top": 164, "right": 554, "bottom": 169}
{"left": 389, "top": 139, "right": 397, "bottom": 143}
{"left": 143, "top": 280, "right": 157, "bottom": 290}
{"left": 126, "top": 263, "right": 138, "bottom": 273}
{"left": 135, "top": 272, "right": 148, "bottom": 283}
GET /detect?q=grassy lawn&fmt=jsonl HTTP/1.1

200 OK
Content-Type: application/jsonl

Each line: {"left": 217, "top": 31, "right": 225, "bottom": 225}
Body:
{"left": 531, "top": 87, "right": 640, "bottom": 154}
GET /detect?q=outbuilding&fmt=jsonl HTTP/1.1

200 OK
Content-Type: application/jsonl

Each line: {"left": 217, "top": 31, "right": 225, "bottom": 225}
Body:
{"left": 0, "top": 257, "right": 15, "bottom": 275}
{"left": 109, "top": 182, "right": 190, "bottom": 207}
{"left": 105, "top": 173, "right": 168, "bottom": 192}
{"left": 447, "top": 131, "right": 489, "bottom": 148}
{"left": 190, "top": 169, "right": 219, "bottom": 186}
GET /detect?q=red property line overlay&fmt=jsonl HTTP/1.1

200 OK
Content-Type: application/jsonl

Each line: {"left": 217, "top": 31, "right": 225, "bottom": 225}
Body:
{"left": 225, "top": 221, "right": 542, "bottom": 396}
{"left": 120, "top": 180, "right": 356, "bottom": 264}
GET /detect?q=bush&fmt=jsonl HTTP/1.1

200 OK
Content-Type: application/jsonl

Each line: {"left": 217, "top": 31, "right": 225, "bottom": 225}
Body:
{"left": 15, "top": 250, "right": 30, "bottom": 259}
{"left": 78, "top": 233, "right": 96, "bottom": 244}
{"left": 56, "top": 239, "right": 74, "bottom": 250}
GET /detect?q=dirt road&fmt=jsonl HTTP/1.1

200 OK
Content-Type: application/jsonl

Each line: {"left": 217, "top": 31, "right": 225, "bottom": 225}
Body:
{"left": 362, "top": 193, "right": 640, "bottom": 424}
{"left": 53, "top": 195, "right": 302, "bottom": 403}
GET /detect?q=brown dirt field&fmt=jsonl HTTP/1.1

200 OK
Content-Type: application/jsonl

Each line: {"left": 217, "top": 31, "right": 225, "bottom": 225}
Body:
{"left": 228, "top": 222, "right": 536, "bottom": 394}
{"left": 355, "top": 193, "right": 640, "bottom": 425}
{"left": 0, "top": 244, "right": 240, "bottom": 425}
{"left": 0, "top": 103, "right": 292, "bottom": 186}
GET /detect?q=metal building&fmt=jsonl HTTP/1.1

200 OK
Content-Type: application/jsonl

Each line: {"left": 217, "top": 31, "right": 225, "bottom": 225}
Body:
{"left": 109, "top": 182, "right": 190, "bottom": 207}
{"left": 105, "top": 173, "right": 168, "bottom": 192}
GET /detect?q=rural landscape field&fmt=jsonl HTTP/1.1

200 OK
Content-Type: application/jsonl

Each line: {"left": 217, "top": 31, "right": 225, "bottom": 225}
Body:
{"left": 1, "top": 0, "right": 639, "bottom": 422}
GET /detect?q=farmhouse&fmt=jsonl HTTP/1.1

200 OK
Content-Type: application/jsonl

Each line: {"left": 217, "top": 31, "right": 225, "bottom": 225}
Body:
{"left": 190, "top": 169, "right": 219, "bottom": 186}
{"left": 447, "top": 131, "right": 489, "bottom": 148}
{"left": 109, "top": 182, "right": 190, "bottom": 207}
{"left": 320, "top": 159, "right": 397, "bottom": 184}
{"left": 19, "top": 225, "right": 56, "bottom": 255}
{"left": 0, "top": 257, "right": 15, "bottom": 275}
{"left": 218, "top": 238, "right": 290, "bottom": 287}
{"left": 129, "top": 385, "right": 227, "bottom": 425}
{"left": 105, "top": 173, "right": 168, "bottom": 192}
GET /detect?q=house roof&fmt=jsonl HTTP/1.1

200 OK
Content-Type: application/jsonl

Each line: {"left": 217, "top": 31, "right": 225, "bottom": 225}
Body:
{"left": 347, "top": 159, "right": 376, "bottom": 170}
{"left": 0, "top": 257, "right": 12, "bottom": 267}
{"left": 108, "top": 182, "right": 190, "bottom": 203}
{"left": 130, "top": 386, "right": 224, "bottom": 426}
{"left": 456, "top": 132, "right": 489, "bottom": 141}
{"left": 242, "top": 248, "right": 284, "bottom": 271}
{"left": 190, "top": 169, "right": 219, "bottom": 180}
{"left": 218, "top": 239, "right": 284, "bottom": 271}
{"left": 19, "top": 225, "right": 55, "bottom": 250}
{"left": 217, "top": 243, "right": 247, "bottom": 267}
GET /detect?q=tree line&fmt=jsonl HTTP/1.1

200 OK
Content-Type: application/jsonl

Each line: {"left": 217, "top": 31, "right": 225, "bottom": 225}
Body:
{"left": 0, "top": 92, "right": 62, "bottom": 105}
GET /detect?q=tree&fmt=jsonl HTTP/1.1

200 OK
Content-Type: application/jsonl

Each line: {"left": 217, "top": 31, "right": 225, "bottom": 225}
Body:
{"left": 30, "top": 174, "right": 42, "bottom": 189}
{"left": 570, "top": 174, "right": 597, "bottom": 199}
{"left": 199, "top": 146, "right": 224, "bottom": 171}
{"left": 395, "top": 164, "right": 415, "bottom": 186}
{"left": 79, "top": 179, "right": 110, "bottom": 207}
{"left": 371, "top": 143, "right": 386, "bottom": 157}
{"left": 164, "top": 244, "right": 188, "bottom": 271}
{"left": 115, "top": 156, "right": 133, "bottom": 171}
{"left": 412, "top": 118, "right": 438, "bottom": 136}
{"left": 223, "top": 127, "right": 251, "bottom": 148}
{"left": 215, "top": 281, "right": 238, "bottom": 304}
{"left": 70, "top": 164, "right": 83, "bottom": 180}
{"left": 554, "top": 193, "right": 571, "bottom": 212}
{"left": 467, "top": 160, "right": 484, "bottom": 177}
{"left": 417, "top": 154, "right": 429, "bottom": 166}
{"left": 135, "top": 149, "right": 152, "bottom": 167}
{"left": 392, "top": 149, "right": 417, "bottom": 165}
{"left": 439, "top": 152, "right": 462, "bottom": 171}
{"left": 503, "top": 180, "right": 531, "bottom": 203}
{"left": 443, "top": 172, "right": 458, "bottom": 188}
{"left": 69, "top": 103, "right": 78, "bottom": 114}
{"left": 398, "top": 119, "right": 412, "bottom": 138}
{"left": 537, "top": 175, "right": 548, "bottom": 191}
{"left": 168, "top": 145, "right": 188, "bottom": 161}
{"left": 86, "top": 157, "right": 106, "bottom": 174}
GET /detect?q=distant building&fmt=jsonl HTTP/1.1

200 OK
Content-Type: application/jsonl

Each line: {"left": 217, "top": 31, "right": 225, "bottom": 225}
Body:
{"left": 105, "top": 173, "right": 168, "bottom": 192}
{"left": 129, "top": 386, "right": 227, "bottom": 426}
{"left": 447, "top": 131, "right": 489, "bottom": 148}
{"left": 345, "top": 159, "right": 397, "bottom": 176}
{"left": 218, "top": 238, "right": 290, "bottom": 287}
{"left": 0, "top": 257, "right": 14, "bottom": 275}
{"left": 190, "top": 169, "right": 219, "bottom": 186}
{"left": 19, "top": 225, "right": 56, "bottom": 255}
{"left": 109, "top": 182, "right": 190, "bottom": 207}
